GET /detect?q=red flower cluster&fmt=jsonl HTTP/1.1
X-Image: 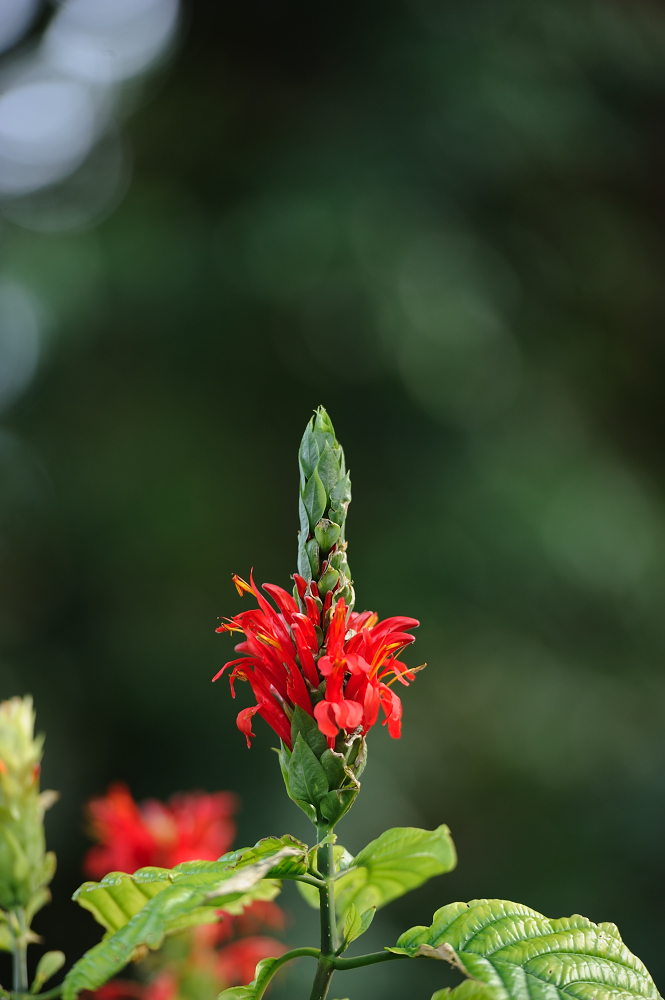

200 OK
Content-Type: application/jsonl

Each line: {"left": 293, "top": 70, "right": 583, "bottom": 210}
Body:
{"left": 84, "top": 783, "right": 238, "bottom": 878}
{"left": 214, "top": 572, "right": 419, "bottom": 748}
{"left": 93, "top": 914, "right": 287, "bottom": 1000}
{"left": 84, "top": 785, "right": 287, "bottom": 999}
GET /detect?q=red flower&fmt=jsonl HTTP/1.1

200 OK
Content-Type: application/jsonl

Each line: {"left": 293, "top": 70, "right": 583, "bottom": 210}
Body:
{"left": 84, "top": 783, "right": 238, "bottom": 879}
{"left": 216, "top": 937, "right": 287, "bottom": 987}
{"left": 214, "top": 572, "right": 420, "bottom": 748}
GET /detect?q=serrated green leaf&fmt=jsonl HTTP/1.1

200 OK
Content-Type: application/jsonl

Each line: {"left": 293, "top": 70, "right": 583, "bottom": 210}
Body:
{"left": 63, "top": 842, "right": 305, "bottom": 1000}
{"left": 335, "top": 826, "right": 456, "bottom": 921}
{"left": 73, "top": 869, "right": 171, "bottom": 934}
{"left": 302, "top": 470, "right": 327, "bottom": 532}
{"left": 316, "top": 443, "right": 340, "bottom": 497}
{"left": 391, "top": 899, "right": 661, "bottom": 1000}
{"left": 288, "top": 734, "right": 329, "bottom": 809}
{"left": 31, "top": 950, "right": 65, "bottom": 993}
{"left": 431, "top": 983, "right": 494, "bottom": 1000}
{"left": 177, "top": 835, "right": 309, "bottom": 880}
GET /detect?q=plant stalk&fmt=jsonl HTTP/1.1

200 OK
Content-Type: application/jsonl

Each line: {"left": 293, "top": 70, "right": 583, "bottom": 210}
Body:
{"left": 308, "top": 825, "right": 337, "bottom": 1000}
{"left": 11, "top": 908, "right": 28, "bottom": 995}
{"left": 250, "top": 948, "right": 319, "bottom": 1000}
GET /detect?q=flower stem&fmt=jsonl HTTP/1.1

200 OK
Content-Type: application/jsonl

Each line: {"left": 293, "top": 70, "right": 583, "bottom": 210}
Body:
{"left": 308, "top": 825, "right": 337, "bottom": 1000}
{"left": 251, "top": 948, "right": 320, "bottom": 1000}
{"left": 11, "top": 908, "right": 28, "bottom": 995}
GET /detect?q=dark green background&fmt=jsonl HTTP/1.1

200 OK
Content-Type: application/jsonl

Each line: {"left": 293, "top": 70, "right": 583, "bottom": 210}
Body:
{"left": 2, "top": 0, "right": 665, "bottom": 995}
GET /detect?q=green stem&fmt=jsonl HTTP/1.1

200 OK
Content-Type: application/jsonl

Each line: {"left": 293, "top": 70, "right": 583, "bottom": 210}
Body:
{"left": 333, "top": 950, "right": 408, "bottom": 970}
{"left": 251, "top": 948, "right": 320, "bottom": 1000}
{"left": 9, "top": 989, "right": 63, "bottom": 1000}
{"left": 11, "top": 908, "right": 28, "bottom": 995}
{"left": 308, "top": 825, "right": 337, "bottom": 1000}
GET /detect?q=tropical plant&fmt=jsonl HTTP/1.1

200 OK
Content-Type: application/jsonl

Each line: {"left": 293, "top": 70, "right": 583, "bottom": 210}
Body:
{"left": 0, "top": 408, "right": 661, "bottom": 1000}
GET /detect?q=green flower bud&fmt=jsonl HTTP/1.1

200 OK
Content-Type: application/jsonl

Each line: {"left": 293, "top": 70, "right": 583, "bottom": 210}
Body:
{"left": 314, "top": 519, "right": 341, "bottom": 555}
{"left": 297, "top": 406, "right": 353, "bottom": 609}
{"left": 0, "top": 698, "right": 56, "bottom": 911}
{"left": 318, "top": 567, "right": 340, "bottom": 597}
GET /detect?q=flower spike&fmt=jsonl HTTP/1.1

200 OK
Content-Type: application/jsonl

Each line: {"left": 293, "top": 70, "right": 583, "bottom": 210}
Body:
{"left": 213, "top": 407, "right": 422, "bottom": 826}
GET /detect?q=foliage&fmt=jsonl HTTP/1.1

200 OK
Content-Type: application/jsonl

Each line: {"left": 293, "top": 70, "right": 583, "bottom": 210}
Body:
{"left": 0, "top": 410, "right": 662, "bottom": 1000}
{"left": 391, "top": 899, "right": 659, "bottom": 1000}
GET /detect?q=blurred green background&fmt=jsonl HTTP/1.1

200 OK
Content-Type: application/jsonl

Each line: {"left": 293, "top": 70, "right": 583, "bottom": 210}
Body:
{"left": 2, "top": 0, "right": 665, "bottom": 995}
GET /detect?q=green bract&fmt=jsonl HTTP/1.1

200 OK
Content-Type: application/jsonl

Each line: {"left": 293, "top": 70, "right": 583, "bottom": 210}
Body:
{"left": 279, "top": 707, "right": 367, "bottom": 826}
{"left": 390, "top": 899, "right": 661, "bottom": 1000}
{"left": 0, "top": 697, "right": 57, "bottom": 912}
{"left": 297, "top": 406, "right": 354, "bottom": 608}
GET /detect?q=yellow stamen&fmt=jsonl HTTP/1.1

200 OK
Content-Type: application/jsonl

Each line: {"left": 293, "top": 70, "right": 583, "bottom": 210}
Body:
{"left": 257, "top": 632, "right": 280, "bottom": 648}
{"left": 385, "top": 662, "right": 427, "bottom": 688}
{"left": 232, "top": 574, "right": 253, "bottom": 596}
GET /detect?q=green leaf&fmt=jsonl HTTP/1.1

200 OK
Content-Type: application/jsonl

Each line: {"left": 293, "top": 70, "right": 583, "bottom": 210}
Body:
{"left": 390, "top": 899, "right": 661, "bottom": 1000}
{"left": 295, "top": 878, "right": 319, "bottom": 909}
{"left": 329, "top": 473, "right": 351, "bottom": 506}
{"left": 73, "top": 868, "right": 171, "bottom": 934}
{"left": 302, "top": 469, "right": 327, "bottom": 531}
{"left": 298, "top": 495, "right": 310, "bottom": 538}
{"left": 358, "top": 906, "right": 375, "bottom": 937}
{"left": 313, "top": 406, "right": 337, "bottom": 454}
{"left": 299, "top": 422, "right": 320, "bottom": 482}
{"left": 335, "top": 826, "right": 457, "bottom": 921}
{"left": 297, "top": 532, "right": 312, "bottom": 582}
{"left": 320, "top": 748, "right": 346, "bottom": 789}
{"left": 316, "top": 443, "right": 340, "bottom": 497}
{"left": 339, "top": 904, "right": 362, "bottom": 953}
{"left": 25, "top": 886, "right": 51, "bottom": 925}
{"left": 291, "top": 706, "right": 328, "bottom": 760}
{"left": 218, "top": 955, "right": 280, "bottom": 1000}
{"left": 338, "top": 903, "right": 375, "bottom": 953}
{"left": 63, "top": 841, "right": 305, "bottom": 1000}
{"left": 305, "top": 538, "right": 320, "bottom": 576}
{"left": 0, "top": 923, "right": 14, "bottom": 953}
{"left": 319, "top": 786, "right": 358, "bottom": 826}
{"left": 431, "top": 983, "right": 494, "bottom": 1000}
{"left": 287, "top": 734, "right": 329, "bottom": 809}
{"left": 31, "top": 951, "right": 65, "bottom": 993}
